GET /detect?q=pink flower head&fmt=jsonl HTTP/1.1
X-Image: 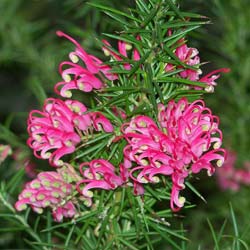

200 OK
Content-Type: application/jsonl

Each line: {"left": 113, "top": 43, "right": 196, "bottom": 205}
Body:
{"left": 76, "top": 159, "right": 124, "bottom": 206}
{"left": 166, "top": 39, "right": 201, "bottom": 81}
{"left": 55, "top": 31, "right": 117, "bottom": 98}
{"left": 27, "top": 98, "right": 83, "bottom": 166}
{"left": 15, "top": 171, "right": 77, "bottom": 222}
{"left": 102, "top": 38, "right": 141, "bottom": 70}
{"left": 27, "top": 98, "right": 113, "bottom": 167}
{"left": 122, "top": 98, "right": 226, "bottom": 211}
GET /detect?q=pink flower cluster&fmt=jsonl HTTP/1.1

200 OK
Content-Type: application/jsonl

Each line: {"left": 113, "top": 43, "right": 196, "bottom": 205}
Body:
{"left": 15, "top": 29, "right": 228, "bottom": 222}
{"left": 216, "top": 151, "right": 250, "bottom": 191}
{"left": 165, "top": 38, "right": 230, "bottom": 92}
{"left": 15, "top": 171, "right": 77, "bottom": 222}
{"left": 122, "top": 98, "right": 226, "bottom": 211}
{"left": 27, "top": 98, "right": 113, "bottom": 167}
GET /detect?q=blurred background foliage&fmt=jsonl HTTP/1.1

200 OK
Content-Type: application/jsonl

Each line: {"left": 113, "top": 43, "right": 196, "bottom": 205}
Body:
{"left": 181, "top": 0, "right": 250, "bottom": 249}
{"left": 0, "top": 0, "right": 250, "bottom": 249}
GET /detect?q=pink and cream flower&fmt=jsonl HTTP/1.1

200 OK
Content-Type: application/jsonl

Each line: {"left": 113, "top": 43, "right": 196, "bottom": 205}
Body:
{"left": 55, "top": 31, "right": 117, "bottom": 98}
{"left": 27, "top": 98, "right": 113, "bottom": 166}
{"left": 122, "top": 98, "right": 226, "bottom": 211}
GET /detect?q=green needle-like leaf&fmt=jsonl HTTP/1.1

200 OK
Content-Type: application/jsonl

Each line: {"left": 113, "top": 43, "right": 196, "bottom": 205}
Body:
{"left": 165, "top": 0, "right": 185, "bottom": 20}
{"left": 207, "top": 218, "right": 220, "bottom": 250}
{"left": 87, "top": 2, "right": 141, "bottom": 23}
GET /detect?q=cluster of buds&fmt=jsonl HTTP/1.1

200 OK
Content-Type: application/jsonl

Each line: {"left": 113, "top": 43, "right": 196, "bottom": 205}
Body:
{"left": 15, "top": 170, "right": 77, "bottom": 222}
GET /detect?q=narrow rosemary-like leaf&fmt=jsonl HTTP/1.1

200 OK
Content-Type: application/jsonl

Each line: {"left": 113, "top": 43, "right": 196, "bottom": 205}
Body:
{"left": 136, "top": 0, "right": 150, "bottom": 14}
{"left": 155, "top": 76, "right": 207, "bottom": 87}
{"left": 79, "top": 234, "right": 94, "bottom": 250}
{"left": 207, "top": 218, "right": 220, "bottom": 250}
{"left": 0, "top": 226, "right": 27, "bottom": 232}
{"left": 140, "top": 2, "right": 161, "bottom": 28}
{"left": 102, "top": 33, "right": 143, "bottom": 46}
{"left": 186, "top": 182, "right": 207, "bottom": 203}
{"left": 163, "top": 25, "right": 201, "bottom": 43}
{"left": 162, "top": 20, "right": 210, "bottom": 30}
{"left": 87, "top": 2, "right": 141, "bottom": 23}
{"left": 147, "top": 220, "right": 183, "bottom": 250}
{"left": 230, "top": 203, "right": 240, "bottom": 250}
{"left": 42, "top": 210, "right": 99, "bottom": 232}
{"left": 165, "top": 10, "right": 208, "bottom": 18}
{"left": 103, "top": 11, "right": 129, "bottom": 26}
{"left": 165, "top": 0, "right": 185, "bottom": 20}
{"left": 118, "top": 237, "right": 140, "bottom": 250}
{"left": 26, "top": 76, "right": 47, "bottom": 106}
{"left": 144, "top": 63, "right": 158, "bottom": 117}
{"left": 152, "top": 80, "right": 164, "bottom": 103}
{"left": 217, "top": 219, "right": 227, "bottom": 245}
{"left": 65, "top": 224, "right": 76, "bottom": 248}
{"left": 0, "top": 123, "right": 25, "bottom": 148}
{"left": 7, "top": 168, "right": 25, "bottom": 194}
{"left": 46, "top": 211, "right": 52, "bottom": 250}
{"left": 128, "top": 50, "right": 151, "bottom": 77}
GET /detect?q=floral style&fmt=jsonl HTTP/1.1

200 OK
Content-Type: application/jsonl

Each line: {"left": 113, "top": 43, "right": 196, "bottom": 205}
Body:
{"left": 122, "top": 98, "right": 226, "bottom": 211}
{"left": 15, "top": 170, "right": 77, "bottom": 222}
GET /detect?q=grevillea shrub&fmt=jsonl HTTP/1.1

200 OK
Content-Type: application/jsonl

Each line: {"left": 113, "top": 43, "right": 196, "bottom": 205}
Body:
{"left": 1, "top": 1, "right": 231, "bottom": 249}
